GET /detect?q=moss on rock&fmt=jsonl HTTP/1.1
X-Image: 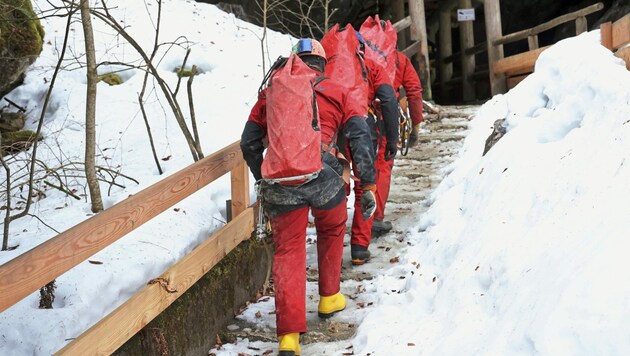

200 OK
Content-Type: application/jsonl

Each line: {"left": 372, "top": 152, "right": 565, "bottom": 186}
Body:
{"left": 0, "top": 0, "right": 45, "bottom": 97}
{"left": 1, "top": 129, "right": 40, "bottom": 155}
{"left": 98, "top": 73, "right": 123, "bottom": 86}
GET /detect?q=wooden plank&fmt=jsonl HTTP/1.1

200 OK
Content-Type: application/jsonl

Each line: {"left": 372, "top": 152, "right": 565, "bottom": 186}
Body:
{"left": 484, "top": 0, "right": 506, "bottom": 95}
{"left": 393, "top": 0, "right": 408, "bottom": 48}
{"left": 464, "top": 41, "right": 487, "bottom": 56}
{"left": 528, "top": 35, "right": 539, "bottom": 50}
{"left": 393, "top": 15, "right": 412, "bottom": 32}
{"left": 459, "top": 0, "right": 476, "bottom": 101}
{"left": 439, "top": 9, "right": 453, "bottom": 99}
{"left": 409, "top": 0, "right": 432, "bottom": 100}
{"left": 612, "top": 13, "right": 630, "bottom": 51}
{"left": 507, "top": 74, "right": 529, "bottom": 89}
{"left": 55, "top": 207, "right": 255, "bottom": 355}
{"left": 601, "top": 21, "right": 613, "bottom": 50}
{"left": 575, "top": 16, "right": 587, "bottom": 35}
{"left": 615, "top": 46, "right": 630, "bottom": 71}
{"left": 401, "top": 40, "right": 421, "bottom": 59}
{"left": 493, "top": 2, "right": 604, "bottom": 46}
{"left": 493, "top": 46, "right": 550, "bottom": 75}
{"left": 230, "top": 161, "right": 250, "bottom": 218}
{"left": 0, "top": 141, "right": 244, "bottom": 313}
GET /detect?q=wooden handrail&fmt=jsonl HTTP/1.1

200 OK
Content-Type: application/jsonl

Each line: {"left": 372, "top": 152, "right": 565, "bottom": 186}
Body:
{"left": 56, "top": 206, "right": 255, "bottom": 355}
{"left": 493, "top": 2, "right": 604, "bottom": 46}
{"left": 612, "top": 13, "right": 630, "bottom": 50}
{"left": 393, "top": 15, "right": 411, "bottom": 32}
{"left": 401, "top": 40, "right": 421, "bottom": 59}
{"left": 0, "top": 140, "right": 245, "bottom": 313}
{"left": 465, "top": 41, "right": 488, "bottom": 56}
{"left": 493, "top": 46, "right": 551, "bottom": 76}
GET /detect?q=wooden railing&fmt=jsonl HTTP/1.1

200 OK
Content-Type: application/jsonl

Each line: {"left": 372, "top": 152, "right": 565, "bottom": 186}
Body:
{"left": 601, "top": 13, "right": 630, "bottom": 70}
{"left": 392, "top": 0, "right": 432, "bottom": 100}
{"left": 430, "top": 1, "right": 606, "bottom": 100}
{"left": 493, "top": 2, "right": 604, "bottom": 89}
{"left": 393, "top": 16, "right": 421, "bottom": 59}
{"left": 0, "top": 140, "right": 254, "bottom": 354}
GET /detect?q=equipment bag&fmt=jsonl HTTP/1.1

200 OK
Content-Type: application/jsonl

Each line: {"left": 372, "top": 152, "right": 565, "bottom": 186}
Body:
{"left": 321, "top": 23, "right": 369, "bottom": 107}
{"left": 359, "top": 15, "right": 398, "bottom": 85}
{"left": 261, "top": 53, "right": 323, "bottom": 186}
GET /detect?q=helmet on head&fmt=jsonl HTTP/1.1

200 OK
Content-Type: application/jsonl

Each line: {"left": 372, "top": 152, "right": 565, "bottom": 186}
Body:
{"left": 293, "top": 38, "right": 326, "bottom": 61}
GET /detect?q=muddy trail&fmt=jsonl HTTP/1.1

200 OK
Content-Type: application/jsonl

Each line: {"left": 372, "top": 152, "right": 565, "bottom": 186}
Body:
{"left": 212, "top": 105, "right": 479, "bottom": 355}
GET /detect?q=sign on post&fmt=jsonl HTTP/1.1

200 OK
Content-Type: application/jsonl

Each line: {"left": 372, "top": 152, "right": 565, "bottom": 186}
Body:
{"left": 457, "top": 8, "right": 475, "bottom": 21}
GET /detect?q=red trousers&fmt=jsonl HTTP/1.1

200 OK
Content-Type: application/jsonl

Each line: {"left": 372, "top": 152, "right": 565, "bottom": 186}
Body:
{"left": 350, "top": 134, "right": 394, "bottom": 246}
{"left": 350, "top": 175, "right": 374, "bottom": 247}
{"left": 374, "top": 135, "right": 394, "bottom": 221}
{"left": 270, "top": 199, "right": 347, "bottom": 336}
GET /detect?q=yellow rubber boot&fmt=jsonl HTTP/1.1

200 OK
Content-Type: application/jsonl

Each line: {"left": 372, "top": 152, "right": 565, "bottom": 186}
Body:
{"left": 318, "top": 292, "right": 346, "bottom": 319}
{"left": 278, "top": 332, "right": 301, "bottom": 356}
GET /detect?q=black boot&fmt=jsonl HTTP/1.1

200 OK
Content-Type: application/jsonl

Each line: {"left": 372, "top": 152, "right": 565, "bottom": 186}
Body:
{"left": 372, "top": 219, "right": 393, "bottom": 235}
{"left": 351, "top": 244, "right": 371, "bottom": 265}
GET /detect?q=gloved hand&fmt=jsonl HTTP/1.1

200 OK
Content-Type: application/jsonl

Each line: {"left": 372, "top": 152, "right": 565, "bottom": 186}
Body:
{"left": 360, "top": 185, "right": 377, "bottom": 220}
{"left": 384, "top": 141, "right": 397, "bottom": 161}
{"left": 408, "top": 123, "right": 420, "bottom": 148}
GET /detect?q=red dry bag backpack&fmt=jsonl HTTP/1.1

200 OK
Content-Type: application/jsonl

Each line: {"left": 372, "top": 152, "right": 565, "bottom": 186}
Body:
{"left": 359, "top": 15, "right": 398, "bottom": 85}
{"left": 321, "top": 23, "right": 369, "bottom": 107}
{"left": 260, "top": 54, "right": 323, "bottom": 186}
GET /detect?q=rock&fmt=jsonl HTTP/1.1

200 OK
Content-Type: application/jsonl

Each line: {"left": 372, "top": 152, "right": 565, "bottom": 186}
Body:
{"left": 483, "top": 118, "right": 507, "bottom": 156}
{"left": 0, "top": 111, "right": 26, "bottom": 132}
{"left": 0, "top": 0, "right": 45, "bottom": 98}
{"left": 1, "top": 129, "right": 40, "bottom": 155}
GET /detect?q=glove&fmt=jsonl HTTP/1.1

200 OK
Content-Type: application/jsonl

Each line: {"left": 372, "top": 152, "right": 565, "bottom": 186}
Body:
{"left": 384, "top": 141, "right": 397, "bottom": 161}
{"left": 360, "top": 185, "right": 377, "bottom": 220}
{"left": 408, "top": 123, "right": 420, "bottom": 148}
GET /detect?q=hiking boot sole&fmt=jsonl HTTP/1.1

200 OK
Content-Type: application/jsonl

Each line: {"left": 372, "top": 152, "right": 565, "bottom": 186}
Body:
{"left": 318, "top": 306, "right": 346, "bottom": 319}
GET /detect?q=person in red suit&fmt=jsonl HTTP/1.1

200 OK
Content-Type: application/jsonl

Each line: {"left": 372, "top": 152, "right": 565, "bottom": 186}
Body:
{"left": 240, "top": 38, "right": 377, "bottom": 356}
{"left": 372, "top": 50, "right": 424, "bottom": 235}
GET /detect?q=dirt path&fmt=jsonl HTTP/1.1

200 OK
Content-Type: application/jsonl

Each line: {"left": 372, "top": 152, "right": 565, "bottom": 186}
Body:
{"left": 213, "top": 105, "right": 479, "bottom": 355}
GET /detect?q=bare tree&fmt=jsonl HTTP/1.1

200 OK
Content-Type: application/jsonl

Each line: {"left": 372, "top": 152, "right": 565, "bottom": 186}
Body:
{"left": 253, "top": 0, "right": 336, "bottom": 40}
{"left": 80, "top": 0, "right": 104, "bottom": 213}
{"left": 91, "top": 0, "right": 204, "bottom": 162}
{"left": 1, "top": 3, "right": 77, "bottom": 250}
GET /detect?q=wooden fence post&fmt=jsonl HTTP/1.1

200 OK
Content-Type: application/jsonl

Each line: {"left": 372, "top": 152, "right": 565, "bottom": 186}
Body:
{"left": 409, "top": 0, "right": 432, "bottom": 100}
{"left": 230, "top": 161, "right": 250, "bottom": 218}
{"left": 484, "top": 0, "right": 506, "bottom": 95}
{"left": 600, "top": 21, "right": 613, "bottom": 50}
{"left": 392, "top": 0, "right": 408, "bottom": 49}
{"left": 438, "top": 9, "right": 453, "bottom": 99}
{"left": 459, "top": 0, "right": 476, "bottom": 101}
{"left": 575, "top": 16, "right": 588, "bottom": 35}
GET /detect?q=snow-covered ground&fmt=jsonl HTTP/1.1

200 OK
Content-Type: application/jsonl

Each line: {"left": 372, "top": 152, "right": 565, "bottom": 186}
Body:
{"left": 1, "top": 1, "right": 630, "bottom": 355}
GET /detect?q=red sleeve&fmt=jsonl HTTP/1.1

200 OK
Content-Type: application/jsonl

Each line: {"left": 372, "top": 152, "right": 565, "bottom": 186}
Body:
{"left": 398, "top": 52, "right": 424, "bottom": 125}
{"left": 247, "top": 90, "right": 268, "bottom": 130}
{"left": 341, "top": 89, "right": 367, "bottom": 124}
{"left": 365, "top": 58, "right": 393, "bottom": 101}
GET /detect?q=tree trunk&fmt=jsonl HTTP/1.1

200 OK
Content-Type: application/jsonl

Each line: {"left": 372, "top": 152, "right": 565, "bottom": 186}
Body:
{"left": 80, "top": 0, "right": 103, "bottom": 213}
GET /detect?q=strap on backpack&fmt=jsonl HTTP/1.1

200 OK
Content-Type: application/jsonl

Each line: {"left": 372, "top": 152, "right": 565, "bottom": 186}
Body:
{"left": 355, "top": 48, "right": 368, "bottom": 82}
{"left": 258, "top": 56, "right": 289, "bottom": 93}
{"left": 311, "top": 76, "right": 327, "bottom": 131}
